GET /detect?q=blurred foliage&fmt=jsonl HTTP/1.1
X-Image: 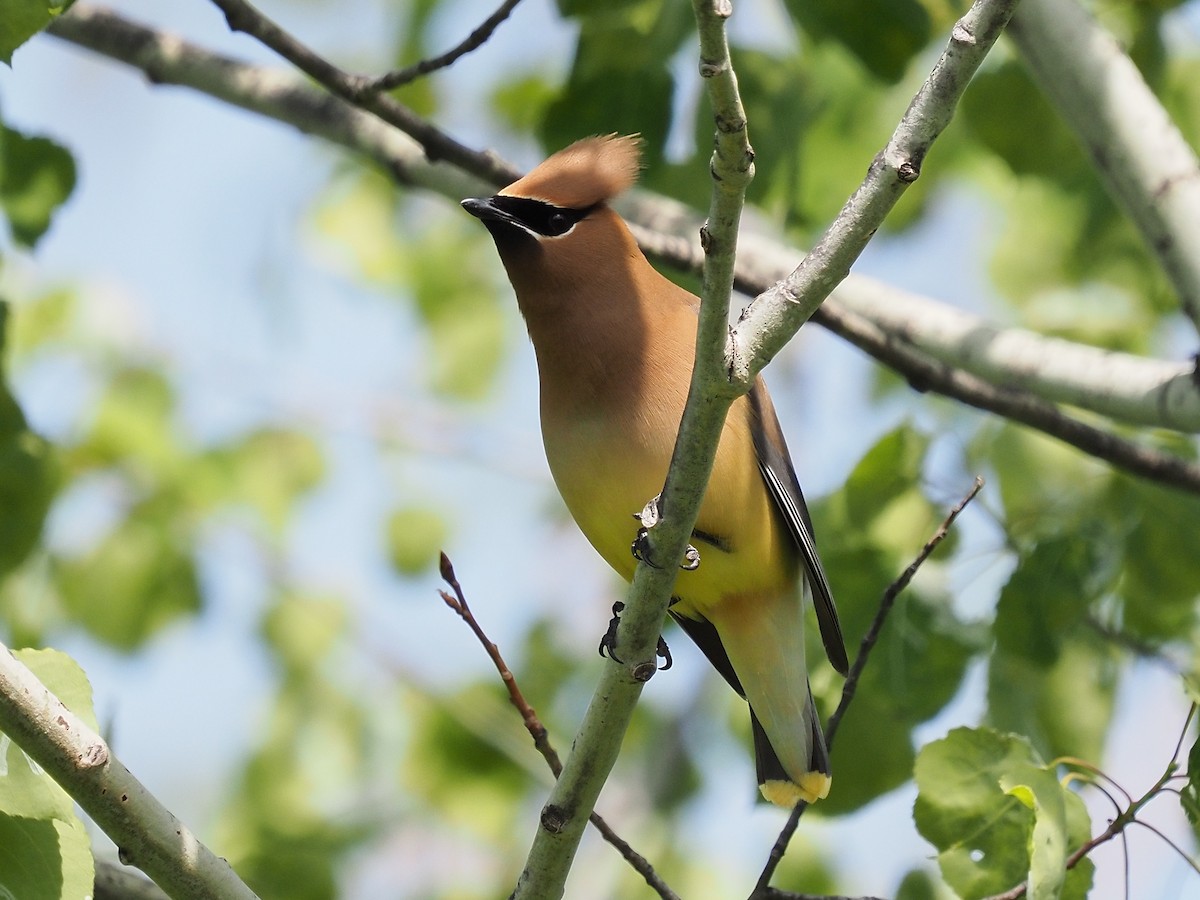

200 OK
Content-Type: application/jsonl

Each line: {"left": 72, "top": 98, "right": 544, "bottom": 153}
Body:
{"left": 1, "top": 0, "right": 1199, "bottom": 898}
{"left": 0, "top": 121, "right": 76, "bottom": 247}
{"left": 0, "top": 303, "right": 55, "bottom": 580}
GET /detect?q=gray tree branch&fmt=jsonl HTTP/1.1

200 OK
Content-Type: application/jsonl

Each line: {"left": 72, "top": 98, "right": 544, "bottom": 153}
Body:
{"left": 1009, "top": 0, "right": 1200, "bottom": 332}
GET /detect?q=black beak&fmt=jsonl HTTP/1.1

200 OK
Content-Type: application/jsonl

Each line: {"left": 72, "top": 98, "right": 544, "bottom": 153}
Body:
{"left": 462, "top": 197, "right": 515, "bottom": 226}
{"left": 461, "top": 196, "right": 534, "bottom": 242}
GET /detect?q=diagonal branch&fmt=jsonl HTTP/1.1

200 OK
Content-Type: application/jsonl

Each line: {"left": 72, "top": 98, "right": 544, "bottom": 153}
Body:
{"left": 512, "top": 1, "right": 758, "bottom": 893}
{"left": 0, "top": 643, "right": 258, "bottom": 900}
{"left": 1008, "top": 0, "right": 1200, "bottom": 333}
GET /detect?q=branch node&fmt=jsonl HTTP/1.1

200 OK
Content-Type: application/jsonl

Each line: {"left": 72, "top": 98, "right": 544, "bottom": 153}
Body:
{"left": 952, "top": 21, "right": 976, "bottom": 46}
{"left": 540, "top": 804, "right": 569, "bottom": 834}
{"left": 897, "top": 160, "right": 921, "bottom": 183}
{"left": 79, "top": 741, "right": 110, "bottom": 769}
{"left": 632, "top": 661, "right": 658, "bottom": 683}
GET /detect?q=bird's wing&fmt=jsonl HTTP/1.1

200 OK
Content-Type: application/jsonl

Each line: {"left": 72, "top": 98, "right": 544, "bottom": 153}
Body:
{"left": 747, "top": 379, "right": 849, "bottom": 676}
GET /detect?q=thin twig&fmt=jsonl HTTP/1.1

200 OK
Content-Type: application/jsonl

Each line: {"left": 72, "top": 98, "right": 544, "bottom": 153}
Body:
{"left": 1129, "top": 820, "right": 1200, "bottom": 878}
{"left": 437, "top": 553, "right": 559, "bottom": 771}
{"left": 753, "top": 477, "right": 985, "bottom": 897}
{"left": 436, "top": 553, "right": 682, "bottom": 900}
{"left": 359, "top": 0, "right": 524, "bottom": 92}
{"left": 206, "top": 0, "right": 517, "bottom": 184}
{"left": 1056, "top": 756, "right": 1134, "bottom": 806}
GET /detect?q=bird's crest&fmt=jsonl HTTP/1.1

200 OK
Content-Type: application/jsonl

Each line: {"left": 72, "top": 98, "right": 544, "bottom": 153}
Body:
{"left": 500, "top": 134, "right": 642, "bottom": 210}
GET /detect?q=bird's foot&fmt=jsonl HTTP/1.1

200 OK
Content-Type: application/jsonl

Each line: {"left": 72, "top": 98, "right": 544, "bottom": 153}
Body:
{"left": 597, "top": 601, "right": 673, "bottom": 671}
{"left": 630, "top": 495, "right": 700, "bottom": 571}
{"left": 598, "top": 601, "right": 625, "bottom": 662}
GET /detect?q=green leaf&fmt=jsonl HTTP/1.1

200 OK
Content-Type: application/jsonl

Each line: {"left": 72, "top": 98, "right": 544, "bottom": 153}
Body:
{"left": 53, "top": 500, "right": 201, "bottom": 649}
{"left": 261, "top": 594, "right": 347, "bottom": 676}
{"left": 82, "top": 366, "right": 177, "bottom": 471}
{"left": 823, "top": 593, "right": 983, "bottom": 814}
{"left": 425, "top": 300, "right": 507, "bottom": 399}
{"left": 914, "top": 728, "right": 1047, "bottom": 898}
{"left": 987, "top": 636, "right": 1118, "bottom": 764}
{"left": 490, "top": 74, "right": 558, "bottom": 135}
{"left": 961, "top": 63, "right": 1086, "bottom": 180}
{"left": 993, "top": 537, "right": 1100, "bottom": 667}
{"left": 5, "top": 288, "right": 76, "bottom": 357}
{"left": 0, "top": 124, "right": 76, "bottom": 246}
{"left": 782, "top": 0, "right": 932, "bottom": 83}
{"left": 0, "top": 384, "right": 56, "bottom": 579}
{"left": 216, "top": 428, "right": 325, "bottom": 532}
{"left": 1114, "top": 479, "right": 1200, "bottom": 641}
{"left": 539, "top": 0, "right": 689, "bottom": 165}
{"left": 1182, "top": 729, "right": 1200, "bottom": 827}
{"left": 895, "top": 867, "right": 955, "bottom": 900}
{"left": 386, "top": 505, "right": 448, "bottom": 576}
{"left": 404, "top": 684, "right": 533, "bottom": 806}
{"left": 969, "top": 423, "right": 1111, "bottom": 538}
{"left": 823, "top": 690, "right": 915, "bottom": 813}
{"left": 404, "top": 221, "right": 508, "bottom": 400}
{"left": 0, "top": 813, "right": 94, "bottom": 900}
{"left": 1062, "top": 790, "right": 1095, "bottom": 899}
{"left": 541, "top": 64, "right": 674, "bottom": 169}
{"left": 844, "top": 424, "right": 930, "bottom": 526}
{"left": 0, "top": 0, "right": 75, "bottom": 65}
{"left": 1000, "top": 765, "right": 1068, "bottom": 900}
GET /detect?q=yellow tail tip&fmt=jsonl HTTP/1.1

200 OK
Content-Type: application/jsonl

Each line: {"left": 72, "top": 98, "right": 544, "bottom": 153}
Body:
{"left": 760, "top": 772, "right": 831, "bottom": 808}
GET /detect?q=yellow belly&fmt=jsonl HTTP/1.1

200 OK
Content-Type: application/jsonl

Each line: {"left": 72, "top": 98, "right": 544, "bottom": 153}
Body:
{"left": 542, "top": 399, "right": 797, "bottom": 616}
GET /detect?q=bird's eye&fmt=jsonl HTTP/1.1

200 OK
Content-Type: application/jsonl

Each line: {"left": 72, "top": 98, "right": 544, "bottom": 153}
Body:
{"left": 547, "top": 212, "right": 570, "bottom": 235}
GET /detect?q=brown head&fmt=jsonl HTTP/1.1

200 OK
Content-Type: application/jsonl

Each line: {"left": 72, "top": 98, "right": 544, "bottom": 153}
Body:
{"left": 461, "top": 135, "right": 648, "bottom": 320}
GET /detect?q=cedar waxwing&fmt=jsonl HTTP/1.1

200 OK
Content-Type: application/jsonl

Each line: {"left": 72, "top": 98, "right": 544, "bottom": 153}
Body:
{"left": 462, "top": 135, "right": 848, "bottom": 807}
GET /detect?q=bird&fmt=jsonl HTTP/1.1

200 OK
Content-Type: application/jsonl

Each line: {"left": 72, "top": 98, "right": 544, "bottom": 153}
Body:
{"left": 461, "top": 134, "right": 848, "bottom": 807}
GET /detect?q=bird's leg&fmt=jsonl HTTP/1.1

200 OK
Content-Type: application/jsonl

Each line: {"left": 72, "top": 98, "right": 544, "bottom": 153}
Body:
{"left": 597, "top": 600, "right": 673, "bottom": 671}
{"left": 630, "top": 494, "right": 701, "bottom": 571}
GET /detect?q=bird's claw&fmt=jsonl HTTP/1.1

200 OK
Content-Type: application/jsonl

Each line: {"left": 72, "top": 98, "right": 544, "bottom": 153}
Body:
{"left": 631, "top": 527, "right": 661, "bottom": 568}
{"left": 630, "top": 495, "right": 701, "bottom": 571}
{"left": 599, "top": 601, "right": 625, "bottom": 663}
{"left": 597, "top": 601, "right": 673, "bottom": 671}
{"left": 655, "top": 635, "right": 673, "bottom": 670}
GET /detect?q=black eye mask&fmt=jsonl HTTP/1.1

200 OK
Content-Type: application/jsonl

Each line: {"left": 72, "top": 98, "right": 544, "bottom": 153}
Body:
{"left": 489, "top": 196, "right": 598, "bottom": 237}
